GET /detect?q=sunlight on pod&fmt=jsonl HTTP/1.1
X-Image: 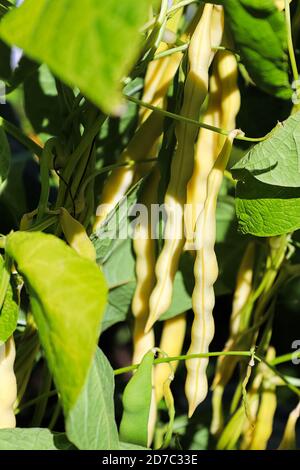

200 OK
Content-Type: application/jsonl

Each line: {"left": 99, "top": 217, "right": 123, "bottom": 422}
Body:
{"left": 278, "top": 401, "right": 300, "bottom": 450}
{"left": 154, "top": 313, "right": 186, "bottom": 403}
{"left": 185, "top": 130, "right": 242, "bottom": 418}
{"left": 146, "top": 4, "right": 225, "bottom": 333}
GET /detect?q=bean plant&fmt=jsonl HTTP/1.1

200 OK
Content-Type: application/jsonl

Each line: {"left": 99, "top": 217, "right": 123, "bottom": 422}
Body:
{"left": 0, "top": 0, "right": 300, "bottom": 451}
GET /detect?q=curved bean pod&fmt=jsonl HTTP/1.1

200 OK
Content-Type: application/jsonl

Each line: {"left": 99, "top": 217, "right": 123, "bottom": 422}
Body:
{"left": 278, "top": 401, "right": 300, "bottom": 450}
{"left": 146, "top": 5, "right": 224, "bottom": 332}
{"left": 60, "top": 208, "right": 96, "bottom": 261}
{"left": 0, "top": 336, "right": 17, "bottom": 429}
{"left": 185, "top": 130, "right": 241, "bottom": 417}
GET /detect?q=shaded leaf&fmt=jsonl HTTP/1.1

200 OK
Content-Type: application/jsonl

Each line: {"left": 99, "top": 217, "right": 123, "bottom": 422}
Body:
{"left": 66, "top": 347, "right": 119, "bottom": 450}
{"left": 232, "top": 113, "right": 300, "bottom": 188}
{"left": 234, "top": 175, "right": 300, "bottom": 236}
{"left": 224, "top": 0, "right": 291, "bottom": 99}
{"left": 0, "top": 428, "right": 74, "bottom": 450}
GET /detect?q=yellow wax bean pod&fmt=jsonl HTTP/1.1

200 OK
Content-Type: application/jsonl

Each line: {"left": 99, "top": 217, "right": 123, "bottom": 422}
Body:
{"left": 211, "top": 242, "right": 255, "bottom": 435}
{"left": 0, "top": 336, "right": 17, "bottom": 429}
{"left": 93, "top": 8, "right": 184, "bottom": 232}
{"left": 131, "top": 170, "right": 161, "bottom": 445}
{"left": 241, "top": 347, "right": 276, "bottom": 450}
{"left": 146, "top": 4, "right": 225, "bottom": 333}
{"left": 275, "top": 0, "right": 291, "bottom": 11}
{"left": 217, "top": 49, "right": 241, "bottom": 137}
{"left": 160, "top": 374, "right": 175, "bottom": 449}
{"left": 140, "top": 5, "right": 184, "bottom": 123}
{"left": 278, "top": 401, "right": 300, "bottom": 450}
{"left": 185, "top": 62, "right": 222, "bottom": 248}
{"left": 185, "top": 36, "right": 240, "bottom": 248}
{"left": 132, "top": 170, "right": 160, "bottom": 365}
{"left": 154, "top": 313, "right": 186, "bottom": 402}
{"left": 247, "top": 382, "right": 277, "bottom": 450}
{"left": 94, "top": 112, "right": 164, "bottom": 230}
{"left": 60, "top": 208, "right": 96, "bottom": 262}
{"left": 185, "top": 130, "right": 242, "bottom": 417}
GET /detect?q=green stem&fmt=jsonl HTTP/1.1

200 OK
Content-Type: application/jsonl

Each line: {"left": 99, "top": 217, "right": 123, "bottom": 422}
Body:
{"left": 124, "top": 95, "right": 268, "bottom": 142}
{"left": 285, "top": 0, "right": 299, "bottom": 83}
{"left": 114, "top": 350, "right": 300, "bottom": 398}
{"left": 140, "top": 0, "right": 197, "bottom": 33}
{"left": 56, "top": 114, "right": 106, "bottom": 209}
{"left": 114, "top": 350, "right": 257, "bottom": 376}
{"left": 49, "top": 402, "right": 61, "bottom": 430}
{"left": 153, "top": 43, "right": 189, "bottom": 60}
{"left": 31, "top": 364, "right": 52, "bottom": 427}
{"left": 0, "top": 255, "right": 11, "bottom": 311}
{"left": 27, "top": 215, "right": 58, "bottom": 233}
{"left": 81, "top": 157, "right": 157, "bottom": 194}
{"left": 16, "top": 390, "right": 57, "bottom": 415}
{"left": 1, "top": 118, "right": 43, "bottom": 157}
{"left": 36, "top": 138, "right": 57, "bottom": 223}
{"left": 271, "top": 351, "right": 300, "bottom": 366}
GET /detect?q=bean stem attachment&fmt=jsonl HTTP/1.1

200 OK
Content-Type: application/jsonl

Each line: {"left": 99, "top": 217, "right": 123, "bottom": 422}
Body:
{"left": 124, "top": 95, "right": 269, "bottom": 142}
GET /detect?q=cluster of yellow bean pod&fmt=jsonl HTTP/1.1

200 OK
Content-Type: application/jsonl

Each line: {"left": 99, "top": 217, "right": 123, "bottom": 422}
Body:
{"left": 211, "top": 242, "right": 255, "bottom": 435}
{"left": 93, "top": 6, "right": 184, "bottom": 232}
{"left": 0, "top": 336, "right": 17, "bottom": 429}
{"left": 129, "top": 6, "right": 186, "bottom": 443}
{"left": 145, "top": 4, "right": 225, "bottom": 333}
{"left": 130, "top": 2, "right": 184, "bottom": 368}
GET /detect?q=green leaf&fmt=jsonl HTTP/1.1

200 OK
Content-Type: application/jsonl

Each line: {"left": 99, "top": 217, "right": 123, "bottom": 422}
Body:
{"left": 0, "top": 428, "right": 74, "bottom": 450}
{"left": 102, "top": 281, "right": 135, "bottom": 332}
{"left": 231, "top": 113, "right": 300, "bottom": 236}
{"left": 66, "top": 347, "right": 119, "bottom": 450}
{"left": 224, "top": 0, "right": 291, "bottom": 99}
{"left": 0, "top": 270, "right": 19, "bottom": 343}
{"left": 119, "top": 350, "right": 155, "bottom": 447}
{"left": 234, "top": 174, "right": 300, "bottom": 236}
{"left": 232, "top": 113, "right": 300, "bottom": 188}
{"left": 0, "top": 123, "right": 11, "bottom": 188}
{"left": 0, "top": 0, "right": 152, "bottom": 113}
{"left": 23, "top": 64, "right": 65, "bottom": 135}
{"left": 5, "top": 231, "right": 108, "bottom": 414}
